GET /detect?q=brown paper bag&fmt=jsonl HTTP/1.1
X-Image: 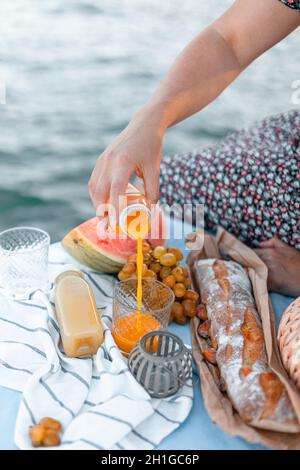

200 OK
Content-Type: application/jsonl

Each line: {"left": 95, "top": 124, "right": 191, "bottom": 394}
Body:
{"left": 186, "top": 227, "right": 300, "bottom": 450}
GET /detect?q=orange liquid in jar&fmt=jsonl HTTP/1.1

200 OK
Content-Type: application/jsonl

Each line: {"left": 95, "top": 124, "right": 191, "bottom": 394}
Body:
{"left": 113, "top": 207, "right": 161, "bottom": 353}
{"left": 113, "top": 313, "right": 160, "bottom": 354}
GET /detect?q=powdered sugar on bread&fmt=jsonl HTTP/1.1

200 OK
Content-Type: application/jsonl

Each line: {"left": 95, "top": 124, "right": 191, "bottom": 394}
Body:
{"left": 195, "top": 259, "right": 298, "bottom": 432}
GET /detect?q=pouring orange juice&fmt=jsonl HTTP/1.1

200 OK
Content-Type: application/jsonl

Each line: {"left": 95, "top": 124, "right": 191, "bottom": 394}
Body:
{"left": 112, "top": 186, "right": 162, "bottom": 354}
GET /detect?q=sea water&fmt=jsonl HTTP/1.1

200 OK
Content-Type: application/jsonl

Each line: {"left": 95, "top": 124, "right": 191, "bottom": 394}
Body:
{"left": 0, "top": 0, "right": 299, "bottom": 240}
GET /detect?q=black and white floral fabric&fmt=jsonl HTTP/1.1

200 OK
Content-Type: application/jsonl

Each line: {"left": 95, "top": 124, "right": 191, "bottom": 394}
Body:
{"left": 160, "top": 111, "right": 300, "bottom": 250}
{"left": 279, "top": 0, "right": 300, "bottom": 10}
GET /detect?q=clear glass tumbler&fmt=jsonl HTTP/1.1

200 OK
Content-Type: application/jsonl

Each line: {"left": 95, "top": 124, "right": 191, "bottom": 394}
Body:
{"left": 0, "top": 227, "right": 50, "bottom": 298}
{"left": 112, "top": 278, "right": 175, "bottom": 355}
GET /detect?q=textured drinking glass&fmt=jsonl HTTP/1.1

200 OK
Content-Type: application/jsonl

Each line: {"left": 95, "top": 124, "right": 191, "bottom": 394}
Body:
{"left": 112, "top": 278, "right": 175, "bottom": 355}
{"left": 0, "top": 227, "right": 50, "bottom": 297}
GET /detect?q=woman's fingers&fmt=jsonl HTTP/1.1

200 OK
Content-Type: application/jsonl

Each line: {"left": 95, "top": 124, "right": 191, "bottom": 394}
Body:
{"left": 135, "top": 167, "right": 143, "bottom": 179}
{"left": 254, "top": 248, "right": 276, "bottom": 290}
{"left": 93, "top": 178, "right": 111, "bottom": 216}
{"left": 255, "top": 241, "right": 300, "bottom": 297}
{"left": 88, "top": 155, "right": 110, "bottom": 211}
{"left": 144, "top": 165, "right": 160, "bottom": 205}
{"left": 259, "top": 237, "right": 283, "bottom": 249}
{"left": 254, "top": 248, "right": 274, "bottom": 265}
{"left": 109, "top": 164, "right": 132, "bottom": 225}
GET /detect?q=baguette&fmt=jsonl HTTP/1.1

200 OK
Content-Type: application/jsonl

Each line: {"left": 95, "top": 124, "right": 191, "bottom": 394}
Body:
{"left": 195, "top": 258, "right": 299, "bottom": 432}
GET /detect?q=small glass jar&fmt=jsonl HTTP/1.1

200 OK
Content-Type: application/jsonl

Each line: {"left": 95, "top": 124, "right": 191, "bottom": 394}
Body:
{"left": 119, "top": 185, "right": 151, "bottom": 239}
{"left": 112, "top": 278, "right": 175, "bottom": 355}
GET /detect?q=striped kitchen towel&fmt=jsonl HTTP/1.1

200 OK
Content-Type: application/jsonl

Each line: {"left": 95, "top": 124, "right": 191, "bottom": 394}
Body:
{"left": 0, "top": 243, "right": 193, "bottom": 450}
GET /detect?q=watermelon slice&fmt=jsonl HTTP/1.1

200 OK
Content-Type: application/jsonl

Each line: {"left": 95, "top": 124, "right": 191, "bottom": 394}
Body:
{"left": 62, "top": 211, "right": 166, "bottom": 273}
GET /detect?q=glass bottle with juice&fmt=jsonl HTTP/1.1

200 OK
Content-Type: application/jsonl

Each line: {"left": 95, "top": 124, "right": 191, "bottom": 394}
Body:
{"left": 54, "top": 270, "right": 104, "bottom": 357}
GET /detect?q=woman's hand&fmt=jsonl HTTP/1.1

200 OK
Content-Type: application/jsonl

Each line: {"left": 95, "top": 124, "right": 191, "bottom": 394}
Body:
{"left": 89, "top": 0, "right": 299, "bottom": 222}
{"left": 88, "top": 107, "right": 165, "bottom": 224}
{"left": 255, "top": 238, "right": 300, "bottom": 297}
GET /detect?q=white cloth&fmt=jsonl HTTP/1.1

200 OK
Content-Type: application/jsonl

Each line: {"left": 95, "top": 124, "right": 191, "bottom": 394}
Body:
{"left": 0, "top": 243, "right": 193, "bottom": 450}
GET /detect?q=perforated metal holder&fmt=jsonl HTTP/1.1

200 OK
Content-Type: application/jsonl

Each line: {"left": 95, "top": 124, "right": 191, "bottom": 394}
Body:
{"left": 128, "top": 331, "right": 192, "bottom": 398}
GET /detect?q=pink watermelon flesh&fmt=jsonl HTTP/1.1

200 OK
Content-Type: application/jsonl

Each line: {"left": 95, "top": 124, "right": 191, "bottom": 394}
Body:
{"left": 78, "top": 210, "right": 165, "bottom": 261}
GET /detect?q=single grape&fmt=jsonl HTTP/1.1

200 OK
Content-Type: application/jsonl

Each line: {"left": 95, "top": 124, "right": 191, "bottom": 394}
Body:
{"left": 152, "top": 246, "right": 167, "bottom": 260}
{"left": 184, "top": 290, "right": 199, "bottom": 302}
{"left": 43, "top": 430, "right": 61, "bottom": 447}
{"left": 173, "top": 283, "right": 186, "bottom": 298}
{"left": 160, "top": 253, "right": 177, "bottom": 267}
{"left": 172, "top": 301, "right": 187, "bottom": 324}
{"left": 144, "top": 269, "right": 157, "bottom": 279}
{"left": 159, "top": 266, "right": 172, "bottom": 279}
{"left": 118, "top": 270, "right": 130, "bottom": 281}
{"left": 167, "top": 247, "right": 184, "bottom": 261}
{"left": 171, "top": 301, "right": 184, "bottom": 317}
{"left": 182, "top": 299, "right": 197, "bottom": 317}
{"left": 143, "top": 253, "right": 152, "bottom": 266}
{"left": 122, "top": 262, "right": 136, "bottom": 275}
{"left": 149, "top": 261, "right": 161, "bottom": 273}
{"left": 172, "top": 266, "right": 185, "bottom": 283}
{"left": 29, "top": 425, "right": 45, "bottom": 447}
{"left": 162, "top": 274, "right": 176, "bottom": 289}
{"left": 184, "top": 277, "right": 192, "bottom": 289}
{"left": 39, "top": 417, "right": 62, "bottom": 432}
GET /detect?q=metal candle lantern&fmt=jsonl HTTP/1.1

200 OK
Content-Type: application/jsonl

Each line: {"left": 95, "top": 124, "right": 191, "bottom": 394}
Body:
{"left": 128, "top": 331, "right": 192, "bottom": 398}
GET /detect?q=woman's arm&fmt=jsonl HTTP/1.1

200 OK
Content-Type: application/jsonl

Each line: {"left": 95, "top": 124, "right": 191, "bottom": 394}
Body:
{"left": 146, "top": 0, "right": 300, "bottom": 128}
{"left": 89, "top": 0, "right": 299, "bottom": 216}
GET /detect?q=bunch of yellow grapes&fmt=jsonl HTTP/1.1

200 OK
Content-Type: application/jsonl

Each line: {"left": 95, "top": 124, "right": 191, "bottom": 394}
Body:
{"left": 118, "top": 242, "right": 199, "bottom": 325}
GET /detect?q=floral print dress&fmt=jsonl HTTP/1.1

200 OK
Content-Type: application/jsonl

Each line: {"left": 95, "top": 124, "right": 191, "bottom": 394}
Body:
{"left": 159, "top": 1, "right": 300, "bottom": 249}
{"left": 159, "top": 111, "right": 300, "bottom": 250}
{"left": 279, "top": 0, "right": 300, "bottom": 10}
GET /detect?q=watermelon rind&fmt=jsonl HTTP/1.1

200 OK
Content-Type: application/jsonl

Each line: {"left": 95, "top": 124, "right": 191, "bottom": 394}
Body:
{"left": 62, "top": 227, "right": 125, "bottom": 273}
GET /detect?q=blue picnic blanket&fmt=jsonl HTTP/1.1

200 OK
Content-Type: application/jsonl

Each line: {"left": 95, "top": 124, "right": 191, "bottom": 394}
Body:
{"left": 0, "top": 220, "right": 295, "bottom": 450}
